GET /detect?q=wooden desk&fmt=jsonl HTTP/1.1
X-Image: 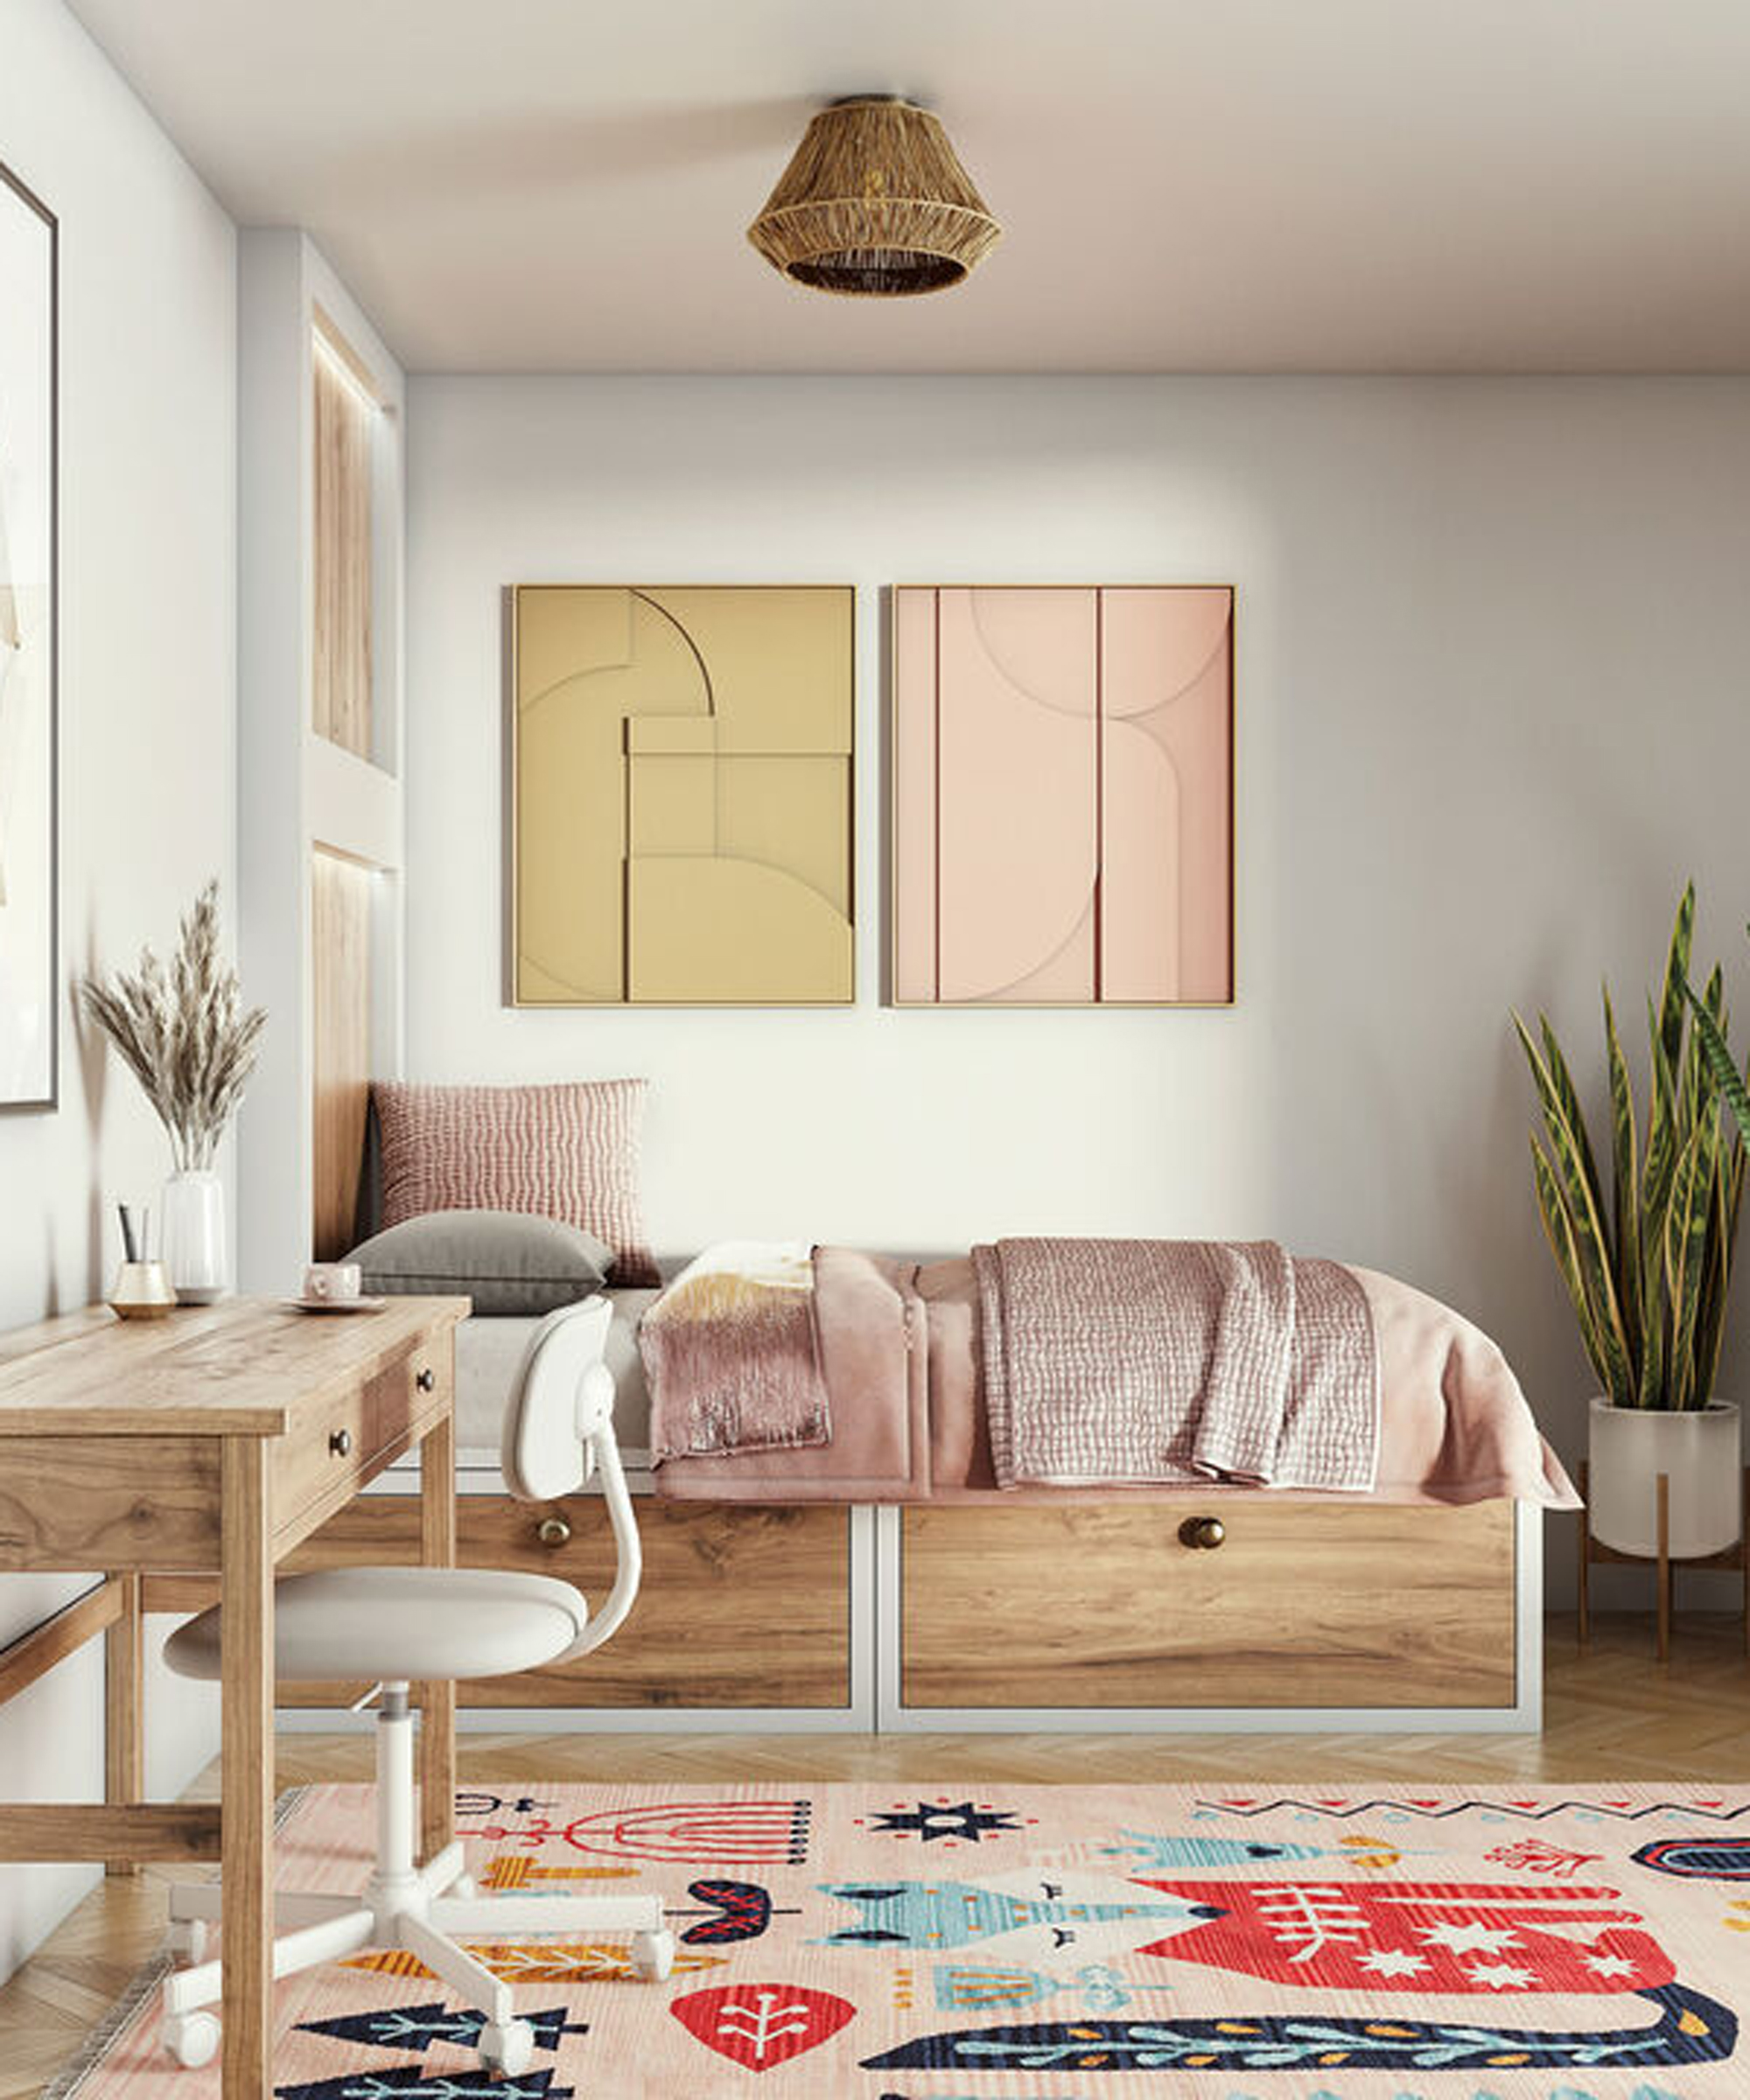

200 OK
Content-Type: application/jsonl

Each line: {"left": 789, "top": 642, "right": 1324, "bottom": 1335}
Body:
{"left": 0, "top": 1294, "right": 467, "bottom": 2099}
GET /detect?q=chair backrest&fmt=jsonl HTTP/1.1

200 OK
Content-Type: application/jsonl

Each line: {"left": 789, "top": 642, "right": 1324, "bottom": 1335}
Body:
{"left": 500, "top": 1295, "right": 641, "bottom": 1660}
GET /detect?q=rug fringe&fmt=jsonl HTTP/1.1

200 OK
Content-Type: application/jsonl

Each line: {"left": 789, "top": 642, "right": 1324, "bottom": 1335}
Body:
{"left": 38, "top": 1950, "right": 172, "bottom": 2100}
{"left": 38, "top": 1786, "right": 312, "bottom": 2100}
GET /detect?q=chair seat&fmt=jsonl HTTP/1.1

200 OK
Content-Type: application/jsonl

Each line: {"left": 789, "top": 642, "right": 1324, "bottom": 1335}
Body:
{"left": 163, "top": 1565, "right": 589, "bottom": 1684}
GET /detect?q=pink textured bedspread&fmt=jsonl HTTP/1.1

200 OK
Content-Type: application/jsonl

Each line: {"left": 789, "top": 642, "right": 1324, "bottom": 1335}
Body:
{"left": 653, "top": 1248, "right": 1579, "bottom": 1508}
{"left": 975, "top": 1238, "right": 1377, "bottom": 1492}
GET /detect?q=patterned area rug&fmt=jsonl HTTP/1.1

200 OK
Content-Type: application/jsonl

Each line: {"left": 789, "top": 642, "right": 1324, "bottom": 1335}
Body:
{"left": 52, "top": 1782, "right": 1750, "bottom": 2099}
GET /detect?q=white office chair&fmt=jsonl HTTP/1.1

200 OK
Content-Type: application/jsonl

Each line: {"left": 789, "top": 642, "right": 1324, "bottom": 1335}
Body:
{"left": 157, "top": 1295, "right": 674, "bottom": 2076}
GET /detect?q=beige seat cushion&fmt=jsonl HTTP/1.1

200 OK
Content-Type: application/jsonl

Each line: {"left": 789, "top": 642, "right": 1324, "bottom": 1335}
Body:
{"left": 163, "top": 1566, "right": 588, "bottom": 1684}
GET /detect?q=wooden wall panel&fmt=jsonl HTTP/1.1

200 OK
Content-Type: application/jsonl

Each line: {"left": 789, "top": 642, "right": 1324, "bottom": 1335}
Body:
{"left": 900, "top": 1499, "right": 1517, "bottom": 1711}
{"left": 312, "top": 331, "right": 374, "bottom": 759}
{"left": 311, "top": 848, "right": 372, "bottom": 1261}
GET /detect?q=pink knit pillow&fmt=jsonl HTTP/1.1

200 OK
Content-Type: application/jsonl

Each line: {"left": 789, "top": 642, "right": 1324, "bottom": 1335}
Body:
{"left": 373, "top": 1080, "right": 660, "bottom": 1287}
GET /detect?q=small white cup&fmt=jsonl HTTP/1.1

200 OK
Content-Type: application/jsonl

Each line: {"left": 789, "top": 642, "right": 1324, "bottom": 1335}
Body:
{"left": 303, "top": 1261, "right": 362, "bottom": 1304}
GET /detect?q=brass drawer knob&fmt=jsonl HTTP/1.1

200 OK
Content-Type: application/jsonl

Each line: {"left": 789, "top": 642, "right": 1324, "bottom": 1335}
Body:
{"left": 415, "top": 1367, "right": 437, "bottom": 1393}
{"left": 1179, "top": 1514, "right": 1226, "bottom": 1550}
{"left": 329, "top": 1429, "right": 352, "bottom": 1458}
{"left": 537, "top": 1516, "right": 571, "bottom": 1550}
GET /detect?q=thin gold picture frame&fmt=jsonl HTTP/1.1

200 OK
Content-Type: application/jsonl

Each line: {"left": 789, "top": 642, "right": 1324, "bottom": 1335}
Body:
{"left": 886, "top": 583, "right": 1236, "bottom": 1010}
{"left": 506, "top": 583, "right": 858, "bottom": 1009}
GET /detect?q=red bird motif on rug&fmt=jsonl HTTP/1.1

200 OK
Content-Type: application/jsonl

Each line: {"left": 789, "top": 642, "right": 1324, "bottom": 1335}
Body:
{"left": 1133, "top": 1877, "right": 1677, "bottom": 1994}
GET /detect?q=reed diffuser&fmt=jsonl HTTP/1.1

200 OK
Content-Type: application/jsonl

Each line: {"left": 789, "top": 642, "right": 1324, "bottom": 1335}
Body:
{"left": 81, "top": 881, "right": 266, "bottom": 1303}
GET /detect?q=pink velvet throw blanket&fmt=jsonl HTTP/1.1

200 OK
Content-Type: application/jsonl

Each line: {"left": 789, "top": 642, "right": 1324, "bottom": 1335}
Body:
{"left": 973, "top": 1236, "right": 1378, "bottom": 1492}
{"left": 642, "top": 1243, "right": 831, "bottom": 1461}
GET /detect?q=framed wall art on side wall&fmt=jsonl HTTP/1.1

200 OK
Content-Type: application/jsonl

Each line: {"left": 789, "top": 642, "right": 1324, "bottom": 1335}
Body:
{"left": 510, "top": 584, "right": 854, "bottom": 1006}
{"left": 892, "top": 584, "right": 1234, "bottom": 1007}
{"left": 0, "top": 160, "right": 57, "bottom": 1109}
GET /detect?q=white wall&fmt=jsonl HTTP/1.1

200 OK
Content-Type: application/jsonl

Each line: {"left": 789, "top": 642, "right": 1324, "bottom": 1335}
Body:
{"left": 408, "top": 373, "right": 1750, "bottom": 1607}
{"left": 0, "top": 0, "right": 231, "bottom": 1980}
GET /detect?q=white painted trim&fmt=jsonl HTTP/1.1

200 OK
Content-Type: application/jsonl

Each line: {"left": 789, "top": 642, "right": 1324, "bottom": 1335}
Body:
{"left": 304, "top": 734, "right": 402, "bottom": 871}
{"left": 1512, "top": 1494, "right": 1544, "bottom": 1726}
{"left": 846, "top": 1502, "right": 878, "bottom": 1725}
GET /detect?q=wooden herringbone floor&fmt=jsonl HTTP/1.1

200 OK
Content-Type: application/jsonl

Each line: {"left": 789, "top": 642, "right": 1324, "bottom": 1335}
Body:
{"left": 0, "top": 1613, "right": 1745, "bottom": 2095}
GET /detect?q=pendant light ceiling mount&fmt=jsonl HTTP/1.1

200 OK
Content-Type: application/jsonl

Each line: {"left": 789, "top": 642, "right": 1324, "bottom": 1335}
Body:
{"left": 748, "top": 94, "right": 1001, "bottom": 298}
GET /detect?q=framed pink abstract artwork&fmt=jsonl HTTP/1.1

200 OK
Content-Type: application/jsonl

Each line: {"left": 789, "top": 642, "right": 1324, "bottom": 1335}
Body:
{"left": 891, "top": 585, "right": 1234, "bottom": 1005}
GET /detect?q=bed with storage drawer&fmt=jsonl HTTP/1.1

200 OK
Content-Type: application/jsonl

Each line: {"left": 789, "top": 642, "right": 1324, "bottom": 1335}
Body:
{"left": 277, "top": 1285, "right": 1550, "bottom": 1734}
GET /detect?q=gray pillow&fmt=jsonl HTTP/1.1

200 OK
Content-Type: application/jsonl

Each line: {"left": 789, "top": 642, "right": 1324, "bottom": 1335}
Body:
{"left": 346, "top": 1209, "right": 613, "bottom": 1317}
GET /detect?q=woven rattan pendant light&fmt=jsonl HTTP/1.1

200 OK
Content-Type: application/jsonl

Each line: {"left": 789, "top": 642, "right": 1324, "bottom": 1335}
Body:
{"left": 748, "top": 95, "right": 1000, "bottom": 296}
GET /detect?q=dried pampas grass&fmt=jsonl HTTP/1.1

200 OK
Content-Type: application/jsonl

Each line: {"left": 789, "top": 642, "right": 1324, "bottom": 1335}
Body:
{"left": 81, "top": 881, "right": 266, "bottom": 1172}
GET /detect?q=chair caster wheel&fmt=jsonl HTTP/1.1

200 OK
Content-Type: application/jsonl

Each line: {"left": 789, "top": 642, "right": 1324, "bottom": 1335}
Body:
{"left": 479, "top": 2019, "right": 534, "bottom": 2076}
{"left": 631, "top": 1928, "right": 676, "bottom": 1981}
{"left": 166, "top": 1917, "right": 208, "bottom": 1964}
{"left": 163, "top": 2010, "right": 220, "bottom": 2068}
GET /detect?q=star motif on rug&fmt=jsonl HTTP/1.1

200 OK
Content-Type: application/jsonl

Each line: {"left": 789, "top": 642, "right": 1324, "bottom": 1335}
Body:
{"left": 868, "top": 1802, "right": 1024, "bottom": 1844}
{"left": 1586, "top": 1951, "right": 1643, "bottom": 1978}
{"left": 1354, "top": 1947, "right": 1432, "bottom": 1978}
{"left": 1419, "top": 1921, "right": 1522, "bottom": 1956}
{"left": 1463, "top": 1960, "right": 1540, "bottom": 1990}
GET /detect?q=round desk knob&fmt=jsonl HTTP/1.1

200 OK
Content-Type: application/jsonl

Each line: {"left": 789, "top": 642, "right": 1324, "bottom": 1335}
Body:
{"left": 328, "top": 1429, "right": 352, "bottom": 1458}
{"left": 537, "top": 1516, "right": 571, "bottom": 1550}
{"left": 416, "top": 1368, "right": 436, "bottom": 1393}
{"left": 1179, "top": 1514, "right": 1226, "bottom": 1551}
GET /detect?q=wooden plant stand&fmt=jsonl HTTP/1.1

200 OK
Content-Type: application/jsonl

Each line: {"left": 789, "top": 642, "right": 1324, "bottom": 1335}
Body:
{"left": 1578, "top": 1461, "right": 1750, "bottom": 1663}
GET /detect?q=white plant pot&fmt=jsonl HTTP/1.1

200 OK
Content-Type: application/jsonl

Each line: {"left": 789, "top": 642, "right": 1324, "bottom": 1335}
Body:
{"left": 1588, "top": 1396, "right": 1742, "bottom": 1559}
{"left": 160, "top": 1169, "right": 228, "bottom": 1306}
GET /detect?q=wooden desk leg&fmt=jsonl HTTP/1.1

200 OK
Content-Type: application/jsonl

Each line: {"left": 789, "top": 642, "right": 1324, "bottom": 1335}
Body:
{"left": 1656, "top": 1471, "right": 1671, "bottom": 1666}
{"left": 419, "top": 1410, "right": 457, "bottom": 1866}
{"left": 104, "top": 1572, "right": 143, "bottom": 1877}
{"left": 220, "top": 1438, "right": 275, "bottom": 2100}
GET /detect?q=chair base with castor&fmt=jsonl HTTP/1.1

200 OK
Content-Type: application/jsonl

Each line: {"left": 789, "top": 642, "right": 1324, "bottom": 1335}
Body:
{"left": 158, "top": 1298, "right": 675, "bottom": 2074}
{"left": 159, "top": 1680, "right": 675, "bottom": 2073}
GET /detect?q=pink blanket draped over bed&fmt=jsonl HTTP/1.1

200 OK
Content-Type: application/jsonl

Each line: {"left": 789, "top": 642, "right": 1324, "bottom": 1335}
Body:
{"left": 975, "top": 1237, "right": 1377, "bottom": 1493}
{"left": 648, "top": 1243, "right": 1579, "bottom": 1509}
{"left": 642, "top": 1253, "right": 831, "bottom": 1461}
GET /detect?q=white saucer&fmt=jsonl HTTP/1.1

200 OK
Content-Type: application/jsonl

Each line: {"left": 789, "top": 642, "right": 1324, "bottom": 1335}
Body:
{"left": 284, "top": 1295, "right": 388, "bottom": 1314}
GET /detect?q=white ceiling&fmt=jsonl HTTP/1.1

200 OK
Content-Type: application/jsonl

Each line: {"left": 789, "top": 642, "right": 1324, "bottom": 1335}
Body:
{"left": 65, "top": 0, "right": 1750, "bottom": 374}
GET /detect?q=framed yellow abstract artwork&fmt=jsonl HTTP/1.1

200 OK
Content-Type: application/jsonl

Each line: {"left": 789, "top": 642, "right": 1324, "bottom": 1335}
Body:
{"left": 510, "top": 584, "right": 854, "bottom": 1005}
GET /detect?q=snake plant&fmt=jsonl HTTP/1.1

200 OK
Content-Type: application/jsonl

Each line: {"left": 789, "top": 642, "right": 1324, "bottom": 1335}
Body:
{"left": 1687, "top": 920, "right": 1750, "bottom": 1156}
{"left": 1514, "top": 885, "right": 1744, "bottom": 1411}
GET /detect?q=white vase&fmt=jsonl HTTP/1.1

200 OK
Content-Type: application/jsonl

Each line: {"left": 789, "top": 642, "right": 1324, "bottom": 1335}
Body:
{"left": 160, "top": 1169, "right": 228, "bottom": 1305}
{"left": 1587, "top": 1396, "right": 1742, "bottom": 1558}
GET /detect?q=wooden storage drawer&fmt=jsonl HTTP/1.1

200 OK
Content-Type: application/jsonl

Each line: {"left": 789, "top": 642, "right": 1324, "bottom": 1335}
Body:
{"left": 271, "top": 1344, "right": 450, "bottom": 1550}
{"left": 899, "top": 1499, "right": 1517, "bottom": 1712}
{"left": 282, "top": 1493, "right": 852, "bottom": 1711}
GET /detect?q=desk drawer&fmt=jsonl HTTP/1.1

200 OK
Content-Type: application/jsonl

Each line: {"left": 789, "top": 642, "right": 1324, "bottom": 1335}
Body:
{"left": 899, "top": 1499, "right": 1518, "bottom": 1712}
{"left": 272, "top": 1344, "right": 452, "bottom": 1544}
